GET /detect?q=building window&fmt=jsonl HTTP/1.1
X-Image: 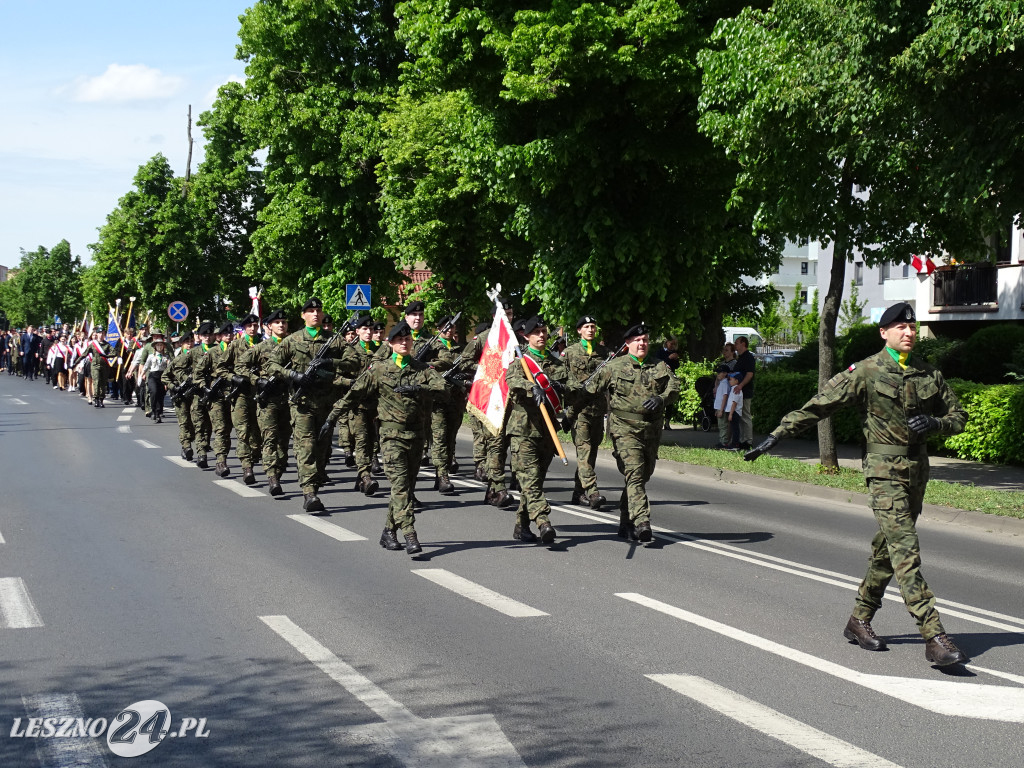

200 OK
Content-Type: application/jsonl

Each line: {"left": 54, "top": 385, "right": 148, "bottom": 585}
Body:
{"left": 799, "top": 290, "right": 808, "bottom": 304}
{"left": 902, "top": 262, "right": 911, "bottom": 278}
{"left": 800, "top": 261, "right": 808, "bottom": 275}
{"left": 879, "top": 262, "right": 890, "bottom": 284}
{"left": 854, "top": 261, "right": 864, "bottom": 286}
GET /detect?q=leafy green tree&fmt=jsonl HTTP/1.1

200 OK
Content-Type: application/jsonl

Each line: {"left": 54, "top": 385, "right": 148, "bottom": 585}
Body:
{"left": 235, "top": 0, "right": 407, "bottom": 316}
{"left": 787, "top": 282, "right": 807, "bottom": 343}
{"left": 802, "top": 288, "right": 820, "bottom": 342}
{"left": 757, "top": 283, "right": 785, "bottom": 342}
{"left": 0, "top": 241, "right": 84, "bottom": 327}
{"left": 838, "top": 280, "right": 868, "bottom": 332}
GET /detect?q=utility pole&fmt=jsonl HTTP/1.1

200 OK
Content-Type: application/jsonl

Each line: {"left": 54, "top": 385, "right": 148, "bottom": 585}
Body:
{"left": 183, "top": 104, "right": 193, "bottom": 198}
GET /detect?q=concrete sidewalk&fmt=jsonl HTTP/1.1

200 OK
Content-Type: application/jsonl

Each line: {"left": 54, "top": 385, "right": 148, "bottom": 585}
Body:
{"left": 661, "top": 421, "right": 1024, "bottom": 493}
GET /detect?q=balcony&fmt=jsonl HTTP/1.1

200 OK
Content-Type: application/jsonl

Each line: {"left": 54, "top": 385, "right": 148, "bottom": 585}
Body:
{"left": 932, "top": 263, "right": 998, "bottom": 308}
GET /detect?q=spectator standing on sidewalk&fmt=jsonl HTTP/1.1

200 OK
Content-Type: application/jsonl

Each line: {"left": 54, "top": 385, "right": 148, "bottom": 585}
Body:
{"left": 712, "top": 363, "right": 732, "bottom": 449}
{"left": 656, "top": 337, "right": 681, "bottom": 429}
{"left": 732, "top": 336, "right": 756, "bottom": 449}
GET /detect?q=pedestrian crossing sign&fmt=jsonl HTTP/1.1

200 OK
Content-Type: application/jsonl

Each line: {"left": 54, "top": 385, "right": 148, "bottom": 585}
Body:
{"left": 345, "top": 284, "right": 371, "bottom": 311}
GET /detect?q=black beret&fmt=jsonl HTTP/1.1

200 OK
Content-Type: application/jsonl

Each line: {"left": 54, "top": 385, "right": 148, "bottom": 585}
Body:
{"left": 474, "top": 321, "right": 490, "bottom": 335}
{"left": 355, "top": 315, "right": 373, "bottom": 328}
{"left": 240, "top": 313, "right": 260, "bottom": 326}
{"left": 623, "top": 322, "right": 649, "bottom": 340}
{"left": 179, "top": 331, "right": 194, "bottom": 342}
{"left": 371, "top": 321, "right": 386, "bottom": 331}
{"left": 436, "top": 314, "right": 453, "bottom": 329}
{"left": 322, "top": 314, "right": 333, "bottom": 325}
{"left": 521, "top": 315, "right": 546, "bottom": 335}
{"left": 197, "top": 321, "right": 215, "bottom": 335}
{"left": 879, "top": 302, "right": 915, "bottom": 327}
{"left": 512, "top": 319, "right": 526, "bottom": 334}
{"left": 404, "top": 300, "right": 425, "bottom": 314}
{"left": 217, "top": 322, "right": 235, "bottom": 336}
{"left": 576, "top": 315, "right": 598, "bottom": 329}
{"left": 263, "top": 308, "right": 288, "bottom": 323}
{"left": 388, "top": 320, "right": 413, "bottom": 341}
{"left": 501, "top": 299, "right": 512, "bottom": 310}
{"left": 301, "top": 297, "right": 323, "bottom": 312}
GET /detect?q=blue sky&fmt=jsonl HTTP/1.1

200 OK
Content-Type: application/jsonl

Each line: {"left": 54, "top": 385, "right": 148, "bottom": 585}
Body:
{"left": 0, "top": 1, "right": 250, "bottom": 269}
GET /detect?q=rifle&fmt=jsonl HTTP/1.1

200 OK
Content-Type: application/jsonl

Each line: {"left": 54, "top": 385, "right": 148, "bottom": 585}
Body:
{"left": 199, "top": 376, "right": 228, "bottom": 406}
{"left": 172, "top": 376, "right": 199, "bottom": 406}
{"left": 415, "top": 311, "right": 462, "bottom": 362}
{"left": 582, "top": 342, "right": 629, "bottom": 389}
{"left": 255, "top": 376, "right": 284, "bottom": 407}
{"left": 289, "top": 330, "right": 343, "bottom": 404}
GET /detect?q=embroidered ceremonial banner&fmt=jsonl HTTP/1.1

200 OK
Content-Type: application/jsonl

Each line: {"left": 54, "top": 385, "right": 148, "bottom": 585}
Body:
{"left": 467, "top": 305, "right": 518, "bottom": 437}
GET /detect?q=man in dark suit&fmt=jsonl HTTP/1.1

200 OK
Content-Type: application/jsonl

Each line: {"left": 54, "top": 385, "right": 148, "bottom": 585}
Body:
{"left": 21, "top": 325, "right": 42, "bottom": 381}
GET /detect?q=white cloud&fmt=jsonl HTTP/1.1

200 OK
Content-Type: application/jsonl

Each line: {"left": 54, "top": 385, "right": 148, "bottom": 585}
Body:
{"left": 203, "top": 74, "right": 245, "bottom": 104}
{"left": 71, "top": 63, "right": 183, "bottom": 103}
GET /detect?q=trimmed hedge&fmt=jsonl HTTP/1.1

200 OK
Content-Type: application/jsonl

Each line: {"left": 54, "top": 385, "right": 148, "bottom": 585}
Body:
{"left": 752, "top": 369, "right": 1024, "bottom": 464}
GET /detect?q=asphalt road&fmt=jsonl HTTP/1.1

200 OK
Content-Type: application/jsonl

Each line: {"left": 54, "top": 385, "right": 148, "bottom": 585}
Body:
{"left": 2, "top": 375, "right": 1022, "bottom": 767}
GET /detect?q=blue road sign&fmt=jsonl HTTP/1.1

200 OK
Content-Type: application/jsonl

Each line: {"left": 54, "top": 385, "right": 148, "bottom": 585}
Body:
{"left": 345, "top": 284, "right": 372, "bottom": 311}
{"left": 167, "top": 301, "right": 189, "bottom": 322}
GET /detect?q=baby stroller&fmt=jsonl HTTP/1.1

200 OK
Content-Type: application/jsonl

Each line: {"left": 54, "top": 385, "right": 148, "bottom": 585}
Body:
{"left": 692, "top": 375, "right": 716, "bottom": 432}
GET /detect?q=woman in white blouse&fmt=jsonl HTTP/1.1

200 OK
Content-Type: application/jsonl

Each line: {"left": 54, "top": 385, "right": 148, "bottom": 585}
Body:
{"left": 140, "top": 333, "right": 171, "bottom": 423}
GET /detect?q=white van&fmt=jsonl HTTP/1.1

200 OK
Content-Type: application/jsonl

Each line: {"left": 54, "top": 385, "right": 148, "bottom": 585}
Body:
{"left": 722, "top": 327, "right": 762, "bottom": 348}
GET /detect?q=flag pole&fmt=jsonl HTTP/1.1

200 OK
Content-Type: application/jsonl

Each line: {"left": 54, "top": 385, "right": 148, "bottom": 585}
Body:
{"left": 516, "top": 349, "right": 569, "bottom": 466}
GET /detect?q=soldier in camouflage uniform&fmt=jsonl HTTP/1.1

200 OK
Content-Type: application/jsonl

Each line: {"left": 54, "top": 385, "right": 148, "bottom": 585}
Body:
{"left": 505, "top": 316, "right": 568, "bottom": 545}
{"left": 585, "top": 322, "right": 679, "bottom": 542}
{"left": 269, "top": 297, "right": 361, "bottom": 513}
{"left": 463, "top": 322, "right": 490, "bottom": 479}
{"left": 162, "top": 332, "right": 196, "bottom": 460}
{"left": 196, "top": 322, "right": 236, "bottom": 478}
{"left": 185, "top": 322, "right": 216, "bottom": 469}
{"left": 428, "top": 315, "right": 469, "bottom": 495}
{"left": 349, "top": 316, "right": 381, "bottom": 497}
{"left": 241, "top": 308, "right": 292, "bottom": 496}
{"left": 563, "top": 314, "right": 611, "bottom": 510}
{"left": 745, "top": 302, "right": 970, "bottom": 667}
{"left": 325, "top": 320, "right": 447, "bottom": 555}
{"left": 217, "top": 313, "right": 262, "bottom": 485}
{"left": 86, "top": 327, "right": 115, "bottom": 407}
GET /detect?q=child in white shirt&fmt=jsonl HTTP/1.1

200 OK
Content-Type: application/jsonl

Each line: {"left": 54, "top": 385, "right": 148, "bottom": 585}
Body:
{"left": 725, "top": 371, "right": 744, "bottom": 448}
{"left": 713, "top": 364, "right": 732, "bottom": 448}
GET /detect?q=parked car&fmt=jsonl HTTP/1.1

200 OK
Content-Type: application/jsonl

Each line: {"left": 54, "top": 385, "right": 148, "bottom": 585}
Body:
{"left": 722, "top": 326, "right": 763, "bottom": 347}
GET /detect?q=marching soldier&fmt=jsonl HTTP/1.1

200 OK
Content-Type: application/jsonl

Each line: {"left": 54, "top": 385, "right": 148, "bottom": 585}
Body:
{"left": 585, "top": 322, "right": 679, "bottom": 542}
{"left": 87, "top": 327, "right": 115, "bottom": 407}
{"left": 324, "top": 320, "right": 447, "bottom": 555}
{"left": 219, "top": 313, "right": 262, "bottom": 485}
{"left": 463, "top": 321, "right": 490, "bottom": 480}
{"left": 349, "top": 316, "right": 381, "bottom": 496}
{"left": 563, "top": 315, "right": 610, "bottom": 509}
{"left": 185, "top": 322, "right": 216, "bottom": 469}
{"left": 268, "top": 297, "right": 360, "bottom": 513}
{"left": 505, "top": 316, "right": 568, "bottom": 544}
{"left": 242, "top": 308, "right": 292, "bottom": 496}
{"left": 428, "top": 315, "right": 470, "bottom": 495}
{"left": 163, "top": 331, "right": 196, "bottom": 460}
{"left": 197, "top": 322, "right": 236, "bottom": 477}
{"left": 745, "top": 302, "right": 970, "bottom": 667}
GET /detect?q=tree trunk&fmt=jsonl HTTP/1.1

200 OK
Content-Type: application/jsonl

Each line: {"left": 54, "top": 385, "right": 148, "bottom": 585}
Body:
{"left": 817, "top": 170, "right": 855, "bottom": 470}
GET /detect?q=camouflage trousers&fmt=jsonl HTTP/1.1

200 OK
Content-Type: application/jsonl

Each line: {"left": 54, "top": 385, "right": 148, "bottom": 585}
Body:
{"left": 381, "top": 425, "right": 423, "bottom": 534}
{"left": 91, "top": 363, "right": 110, "bottom": 400}
{"left": 336, "top": 410, "right": 355, "bottom": 454}
{"left": 190, "top": 397, "right": 212, "bottom": 454}
{"left": 431, "top": 396, "right": 465, "bottom": 473}
{"left": 853, "top": 476, "right": 944, "bottom": 639}
{"left": 470, "top": 416, "right": 487, "bottom": 467}
{"left": 231, "top": 393, "right": 258, "bottom": 469}
{"left": 209, "top": 398, "right": 233, "bottom": 463}
{"left": 292, "top": 399, "right": 333, "bottom": 493}
{"left": 609, "top": 415, "right": 660, "bottom": 525}
{"left": 352, "top": 406, "right": 377, "bottom": 480}
{"left": 485, "top": 428, "right": 511, "bottom": 493}
{"left": 174, "top": 397, "right": 195, "bottom": 451}
{"left": 510, "top": 433, "right": 555, "bottom": 527}
{"left": 257, "top": 398, "right": 291, "bottom": 477}
{"left": 571, "top": 406, "right": 606, "bottom": 497}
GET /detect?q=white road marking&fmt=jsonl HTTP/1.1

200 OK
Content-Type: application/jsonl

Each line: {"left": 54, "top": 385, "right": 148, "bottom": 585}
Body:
{"left": 213, "top": 479, "right": 264, "bottom": 498}
{"left": 0, "top": 577, "right": 44, "bottom": 628}
{"left": 261, "top": 615, "right": 526, "bottom": 767}
{"left": 0, "top": 528, "right": 5, "bottom": 544}
{"left": 648, "top": 674, "right": 902, "bottom": 768}
{"left": 122, "top": 407, "right": 137, "bottom": 414}
{"left": 412, "top": 569, "right": 549, "bottom": 618}
{"left": 11, "top": 398, "right": 28, "bottom": 405}
{"left": 164, "top": 455, "right": 195, "bottom": 468}
{"left": 287, "top": 515, "right": 367, "bottom": 542}
{"left": 116, "top": 425, "right": 131, "bottom": 434}
{"left": 133, "top": 439, "right": 159, "bottom": 449}
{"left": 619, "top": 592, "right": 1024, "bottom": 723}
{"left": 115, "top": 414, "right": 132, "bottom": 422}
{"left": 22, "top": 693, "right": 109, "bottom": 767}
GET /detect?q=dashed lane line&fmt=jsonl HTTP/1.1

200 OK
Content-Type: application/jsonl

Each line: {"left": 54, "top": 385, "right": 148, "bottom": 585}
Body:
{"left": 22, "top": 693, "right": 109, "bottom": 767}
{"left": 133, "top": 439, "right": 159, "bottom": 449}
{"left": 412, "top": 568, "right": 549, "bottom": 618}
{"left": 287, "top": 515, "right": 367, "bottom": 542}
{"left": 213, "top": 479, "right": 264, "bottom": 498}
{"left": 0, "top": 577, "right": 44, "bottom": 628}
{"left": 164, "top": 455, "right": 195, "bottom": 468}
{"left": 116, "top": 425, "right": 132, "bottom": 434}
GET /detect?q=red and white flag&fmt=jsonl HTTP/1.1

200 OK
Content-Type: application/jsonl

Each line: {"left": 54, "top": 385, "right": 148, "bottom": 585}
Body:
{"left": 911, "top": 254, "right": 936, "bottom": 275}
{"left": 467, "top": 302, "right": 518, "bottom": 436}
{"left": 249, "top": 287, "right": 263, "bottom": 323}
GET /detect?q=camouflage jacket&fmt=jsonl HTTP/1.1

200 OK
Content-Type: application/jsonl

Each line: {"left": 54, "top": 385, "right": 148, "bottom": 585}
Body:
{"left": 563, "top": 340, "right": 610, "bottom": 414}
{"left": 162, "top": 346, "right": 193, "bottom": 389}
{"left": 372, "top": 329, "right": 432, "bottom": 363}
{"left": 240, "top": 336, "right": 288, "bottom": 404}
{"left": 329, "top": 355, "right": 447, "bottom": 435}
{"left": 214, "top": 334, "right": 261, "bottom": 385}
{"left": 771, "top": 348, "right": 967, "bottom": 480}
{"left": 584, "top": 353, "right": 679, "bottom": 425}
{"left": 505, "top": 348, "right": 568, "bottom": 438}
{"left": 268, "top": 328, "right": 361, "bottom": 406}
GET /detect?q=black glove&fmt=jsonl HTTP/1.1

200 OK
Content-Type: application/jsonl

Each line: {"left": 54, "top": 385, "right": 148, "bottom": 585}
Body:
{"left": 532, "top": 384, "right": 546, "bottom": 406}
{"left": 744, "top": 435, "right": 779, "bottom": 461}
{"left": 393, "top": 384, "right": 422, "bottom": 396}
{"left": 642, "top": 395, "right": 663, "bottom": 413}
{"left": 287, "top": 369, "right": 306, "bottom": 384}
{"left": 231, "top": 374, "right": 247, "bottom": 387}
{"left": 559, "top": 415, "right": 573, "bottom": 433}
{"left": 315, "top": 367, "right": 335, "bottom": 381}
{"left": 318, "top": 418, "right": 336, "bottom": 443}
{"left": 551, "top": 380, "right": 566, "bottom": 395}
{"left": 256, "top": 377, "right": 270, "bottom": 390}
{"left": 908, "top": 414, "right": 941, "bottom": 435}
{"left": 167, "top": 386, "right": 178, "bottom": 396}
{"left": 454, "top": 371, "right": 475, "bottom": 384}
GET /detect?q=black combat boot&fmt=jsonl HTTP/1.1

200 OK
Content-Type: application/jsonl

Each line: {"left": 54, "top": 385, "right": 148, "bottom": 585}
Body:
{"left": 371, "top": 456, "right": 384, "bottom": 476}
{"left": 925, "top": 634, "right": 969, "bottom": 666}
{"left": 436, "top": 473, "right": 457, "bottom": 496}
{"left": 344, "top": 454, "right": 356, "bottom": 468}
{"left": 449, "top": 460, "right": 459, "bottom": 475}
{"left": 587, "top": 492, "right": 606, "bottom": 511}
{"left": 635, "top": 520, "right": 653, "bottom": 543}
{"left": 303, "top": 493, "right": 325, "bottom": 514}
{"left": 537, "top": 522, "right": 557, "bottom": 545}
{"left": 196, "top": 454, "right": 209, "bottom": 469}
{"left": 242, "top": 466, "right": 256, "bottom": 485}
{"left": 360, "top": 475, "right": 379, "bottom": 496}
{"left": 184, "top": 447, "right": 194, "bottom": 462}
{"left": 513, "top": 522, "right": 539, "bottom": 543}
{"left": 379, "top": 528, "right": 403, "bottom": 551}
{"left": 404, "top": 531, "right": 422, "bottom": 555}
{"left": 617, "top": 513, "right": 638, "bottom": 541}
{"left": 267, "top": 474, "right": 284, "bottom": 496}
{"left": 215, "top": 461, "right": 230, "bottom": 478}
{"left": 844, "top": 617, "right": 887, "bottom": 651}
